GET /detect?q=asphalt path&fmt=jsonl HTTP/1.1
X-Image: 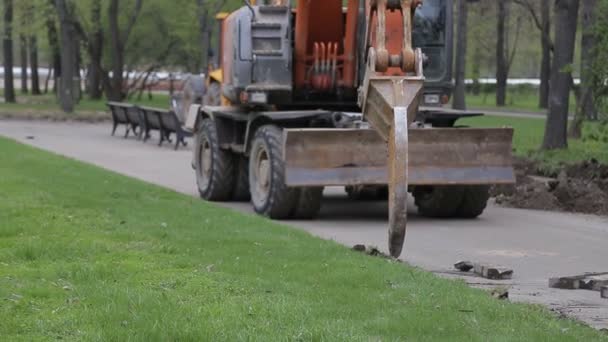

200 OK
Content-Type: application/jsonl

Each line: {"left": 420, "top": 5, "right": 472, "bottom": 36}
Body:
{"left": 1, "top": 120, "right": 606, "bottom": 329}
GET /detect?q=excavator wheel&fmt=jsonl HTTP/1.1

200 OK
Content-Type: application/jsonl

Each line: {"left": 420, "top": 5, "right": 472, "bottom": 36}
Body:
{"left": 413, "top": 186, "right": 465, "bottom": 218}
{"left": 413, "top": 185, "right": 490, "bottom": 218}
{"left": 292, "top": 187, "right": 324, "bottom": 219}
{"left": 231, "top": 155, "right": 251, "bottom": 202}
{"left": 249, "top": 125, "right": 298, "bottom": 219}
{"left": 195, "top": 119, "right": 235, "bottom": 201}
{"left": 456, "top": 185, "right": 490, "bottom": 218}
{"left": 345, "top": 185, "right": 388, "bottom": 201}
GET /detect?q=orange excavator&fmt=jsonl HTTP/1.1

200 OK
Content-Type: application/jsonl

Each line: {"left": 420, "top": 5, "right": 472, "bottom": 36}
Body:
{"left": 185, "top": 0, "right": 514, "bottom": 257}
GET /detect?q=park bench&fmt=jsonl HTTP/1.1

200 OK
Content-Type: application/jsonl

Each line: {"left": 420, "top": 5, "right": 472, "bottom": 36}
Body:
{"left": 107, "top": 102, "right": 143, "bottom": 138}
{"left": 139, "top": 106, "right": 192, "bottom": 150}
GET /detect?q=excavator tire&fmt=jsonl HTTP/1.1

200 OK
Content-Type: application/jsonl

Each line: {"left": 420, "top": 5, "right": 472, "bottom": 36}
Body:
{"left": 292, "top": 187, "right": 324, "bottom": 219}
{"left": 345, "top": 185, "right": 388, "bottom": 201}
{"left": 456, "top": 185, "right": 490, "bottom": 218}
{"left": 232, "top": 155, "right": 251, "bottom": 202}
{"left": 195, "top": 119, "right": 235, "bottom": 201}
{"left": 249, "top": 125, "right": 298, "bottom": 219}
{"left": 413, "top": 185, "right": 465, "bottom": 218}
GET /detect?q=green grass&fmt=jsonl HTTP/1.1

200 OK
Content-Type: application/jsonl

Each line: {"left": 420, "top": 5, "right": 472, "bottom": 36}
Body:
{"left": 0, "top": 91, "right": 170, "bottom": 118}
{"left": 1, "top": 139, "right": 607, "bottom": 341}
{"left": 465, "top": 89, "right": 577, "bottom": 114}
{"left": 460, "top": 115, "right": 608, "bottom": 170}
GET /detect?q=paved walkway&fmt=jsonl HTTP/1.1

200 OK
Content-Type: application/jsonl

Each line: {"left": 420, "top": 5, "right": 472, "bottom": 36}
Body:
{"left": 1, "top": 119, "right": 606, "bottom": 329}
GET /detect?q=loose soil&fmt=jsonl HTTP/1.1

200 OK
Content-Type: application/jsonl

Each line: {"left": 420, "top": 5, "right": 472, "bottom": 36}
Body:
{"left": 493, "top": 157, "right": 608, "bottom": 216}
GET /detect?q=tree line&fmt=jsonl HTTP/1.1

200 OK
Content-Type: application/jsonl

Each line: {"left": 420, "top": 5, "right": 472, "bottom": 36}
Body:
{"left": 2, "top": 0, "right": 607, "bottom": 152}
{"left": 2, "top": 0, "right": 231, "bottom": 111}
{"left": 453, "top": 0, "right": 608, "bottom": 150}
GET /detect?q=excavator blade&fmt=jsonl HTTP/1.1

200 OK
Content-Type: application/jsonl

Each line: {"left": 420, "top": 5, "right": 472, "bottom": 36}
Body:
{"left": 282, "top": 127, "right": 515, "bottom": 186}
{"left": 361, "top": 76, "right": 424, "bottom": 258}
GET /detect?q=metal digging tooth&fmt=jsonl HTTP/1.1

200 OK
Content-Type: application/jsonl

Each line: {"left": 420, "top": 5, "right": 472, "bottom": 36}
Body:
{"left": 360, "top": 76, "right": 423, "bottom": 258}
{"left": 387, "top": 106, "right": 409, "bottom": 258}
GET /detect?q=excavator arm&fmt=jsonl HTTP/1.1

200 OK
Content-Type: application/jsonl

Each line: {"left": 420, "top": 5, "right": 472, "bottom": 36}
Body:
{"left": 359, "top": 0, "right": 425, "bottom": 257}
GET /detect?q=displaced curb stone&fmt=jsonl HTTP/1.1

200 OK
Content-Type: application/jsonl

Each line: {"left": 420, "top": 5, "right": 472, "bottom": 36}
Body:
{"left": 454, "top": 261, "right": 474, "bottom": 272}
{"left": 549, "top": 272, "right": 608, "bottom": 291}
{"left": 473, "top": 263, "right": 513, "bottom": 280}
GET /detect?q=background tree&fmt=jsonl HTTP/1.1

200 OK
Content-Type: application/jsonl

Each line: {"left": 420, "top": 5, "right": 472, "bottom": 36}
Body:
{"left": 495, "top": 0, "right": 521, "bottom": 107}
{"left": 3, "top": 0, "right": 16, "bottom": 103}
{"left": 104, "top": 0, "right": 143, "bottom": 101}
{"left": 513, "top": 0, "right": 552, "bottom": 109}
{"left": 19, "top": 32, "right": 28, "bottom": 94}
{"left": 542, "top": 0, "right": 579, "bottom": 150}
{"left": 569, "top": 0, "right": 598, "bottom": 138}
{"left": 54, "top": 0, "right": 77, "bottom": 112}
{"left": 452, "top": 0, "right": 469, "bottom": 110}
{"left": 45, "top": 0, "right": 61, "bottom": 94}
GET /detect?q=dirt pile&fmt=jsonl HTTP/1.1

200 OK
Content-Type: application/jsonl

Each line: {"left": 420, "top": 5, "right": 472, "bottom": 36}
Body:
{"left": 493, "top": 158, "right": 608, "bottom": 216}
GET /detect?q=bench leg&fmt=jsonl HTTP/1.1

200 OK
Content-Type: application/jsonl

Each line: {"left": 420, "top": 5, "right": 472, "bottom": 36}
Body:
{"left": 143, "top": 129, "right": 150, "bottom": 142}
{"left": 158, "top": 130, "right": 164, "bottom": 147}
{"left": 111, "top": 122, "right": 118, "bottom": 136}
{"left": 124, "top": 126, "right": 130, "bottom": 138}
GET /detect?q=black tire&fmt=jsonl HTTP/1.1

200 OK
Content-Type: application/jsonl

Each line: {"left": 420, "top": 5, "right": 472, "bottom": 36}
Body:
{"left": 249, "top": 125, "right": 298, "bottom": 219}
{"left": 232, "top": 155, "right": 251, "bottom": 202}
{"left": 204, "top": 81, "right": 221, "bottom": 106}
{"left": 345, "top": 185, "right": 388, "bottom": 201}
{"left": 413, "top": 186, "right": 465, "bottom": 218}
{"left": 456, "top": 186, "right": 490, "bottom": 218}
{"left": 292, "top": 187, "right": 324, "bottom": 219}
{"left": 194, "top": 119, "right": 235, "bottom": 201}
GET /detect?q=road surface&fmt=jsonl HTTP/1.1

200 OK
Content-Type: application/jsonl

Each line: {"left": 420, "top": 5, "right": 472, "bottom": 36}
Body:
{"left": 1, "top": 119, "right": 606, "bottom": 330}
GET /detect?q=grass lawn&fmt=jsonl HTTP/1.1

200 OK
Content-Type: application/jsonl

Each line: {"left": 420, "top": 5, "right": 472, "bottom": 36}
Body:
{"left": 461, "top": 115, "right": 608, "bottom": 170}
{"left": 465, "top": 89, "right": 577, "bottom": 114}
{"left": 0, "top": 92, "right": 170, "bottom": 120}
{"left": 1, "top": 138, "right": 606, "bottom": 341}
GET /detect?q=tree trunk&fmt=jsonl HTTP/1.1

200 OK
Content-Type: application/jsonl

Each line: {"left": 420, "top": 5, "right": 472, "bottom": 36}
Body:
{"left": 19, "top": 34, "right": 28, "bottom": 94}
{"left": 495, "top": 0, "right": 508, "bottom": 107}
{"left": 568, "top": 0, "right": 597, "bottom": 138}
{"left": 46, "top": 3, "right": 61, "bottom": 94}
{"left": 453, "top": 0, "right": 468, "bottom": 110}
{"left": 579, "top": 0, "right": 597, "bottom": 121}
{"left": 29, "top": 35, "right": 41, "bottom": 95}
{"left": 86, "top": 0, "right": 103, "bottom": 99}
{"left": 197, "top": 0, "right": 213, "bottom": 73}
{"left": 539, "top": 0, "right": 551, "bottom": 109}
{"left": 3, "top": 0, "right": 16, "bottom": 103}
{"left": 542, "top": 0, "right": 579, "bottom": 150}
{"left": 55, "top": 0, "right": 77, "bottom": 113}
{"left": 106, "top": 0, "right": 143, "bottom": 101}
{"left": 107, "top": 0, "right": 124, "bottom": 100}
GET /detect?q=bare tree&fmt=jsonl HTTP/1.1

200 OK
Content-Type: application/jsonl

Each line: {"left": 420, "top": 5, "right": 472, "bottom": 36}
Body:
{"left": 453, "top": 0, "right": 468, "bottom": 110}
{"left": 542, "top": 0, "right": 579, "bottom": 150}
{"left": 3, "top": 0, "right": 16, "bottom": 103}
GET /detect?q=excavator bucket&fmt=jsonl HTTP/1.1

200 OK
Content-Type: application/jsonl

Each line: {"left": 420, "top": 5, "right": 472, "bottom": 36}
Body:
{"left": 360, "top": 75, "right": 424, "bottom": 258}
